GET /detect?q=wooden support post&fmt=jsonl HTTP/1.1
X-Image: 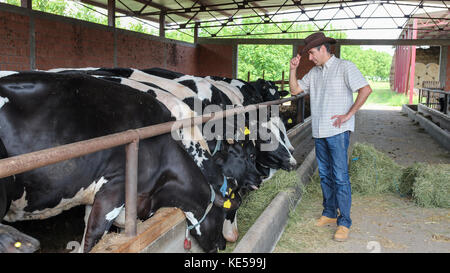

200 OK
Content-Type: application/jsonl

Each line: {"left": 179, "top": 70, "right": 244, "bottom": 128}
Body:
{"left": 281, "top": 71, "right": 285, "bottom": 91}
{"left": 247, "top": 71, "right": 250, "bottom": 82}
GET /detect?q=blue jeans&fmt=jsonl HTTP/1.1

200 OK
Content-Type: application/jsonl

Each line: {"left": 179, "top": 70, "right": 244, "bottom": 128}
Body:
{"left": 314, "top": 131, "right": 352, "bottom": 229}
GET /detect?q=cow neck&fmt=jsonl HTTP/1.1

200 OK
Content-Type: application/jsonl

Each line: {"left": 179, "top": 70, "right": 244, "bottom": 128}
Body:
{"left": 185, "top": 184, "right": 215, "bottom": 234}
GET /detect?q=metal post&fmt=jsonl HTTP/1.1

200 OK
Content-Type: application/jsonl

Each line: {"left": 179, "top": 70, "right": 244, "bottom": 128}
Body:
{"left": 108, "top": 0, "right": 116, "bottom": 28}
{"left": 444, "top": 94, "right": 449, "bottom": 115}
{"left": 418, "top": 88, "right": 422, "bottom": 105}
{"left": 409, "top": 19, "right": 417, "bottom": 104}
{"left": 296, "top": 96, "right": 305, "bottom": 124}
{"left": 194, "top": 23, "right": 199, "bottom": 44}
{"left": 21, "top": 0, "right": 31, "bottom": 9}
{"left": 159, "top": 12, "right": 165, "bottom": 38}
{"left": 125, "top": 139, "right": 139, "bottom": 237}
{"left": 426, "top": 90, "right": 430, "bottom": 107}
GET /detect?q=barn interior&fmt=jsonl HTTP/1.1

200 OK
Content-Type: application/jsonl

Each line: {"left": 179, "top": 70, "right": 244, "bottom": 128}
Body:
{"left": 0, "top": 0, "right": 449, "bottom": 254}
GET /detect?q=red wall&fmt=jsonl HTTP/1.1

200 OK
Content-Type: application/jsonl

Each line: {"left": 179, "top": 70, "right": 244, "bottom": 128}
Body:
{"left": 35, "top": 17, "right": 115, "bottom": 69}
{"left": 0, "top": 5, "right": 233, "bottom": 78}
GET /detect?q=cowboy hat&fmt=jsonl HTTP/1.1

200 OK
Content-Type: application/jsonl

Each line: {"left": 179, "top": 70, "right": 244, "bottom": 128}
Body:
{"left": 301, "top": 32, "right": 336, "bottom": 55}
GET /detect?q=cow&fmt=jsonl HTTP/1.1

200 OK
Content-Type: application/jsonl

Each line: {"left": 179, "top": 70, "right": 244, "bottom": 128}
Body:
{"left": 51, "top": 68, "right": 262, "bottom": 193}
{"left": 250, "top": 78, "right": 289, "bottom": 102}
{"left": 0, "top": 138, "right": 40, "bottom": 253}
{"left": 52, "top": 67, "right": 297, "bottom": 242}
{"left": 0, "top": 71, "right": 242, "bottom": 252}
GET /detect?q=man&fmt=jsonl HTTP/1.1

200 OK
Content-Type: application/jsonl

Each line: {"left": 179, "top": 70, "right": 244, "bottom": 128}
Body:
{"left": 289, "top": 32, "right": 372, "bottom": 242}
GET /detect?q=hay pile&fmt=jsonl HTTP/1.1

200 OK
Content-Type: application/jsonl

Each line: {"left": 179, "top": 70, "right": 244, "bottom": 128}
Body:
{"left": 399, "top": 163, "right": 450, "bottom": 208}
{"left": 349, "top": 143, "right": 402, "bottom": 195}
{"left": 349, "top": 143, "right": 450, "bottom": 208}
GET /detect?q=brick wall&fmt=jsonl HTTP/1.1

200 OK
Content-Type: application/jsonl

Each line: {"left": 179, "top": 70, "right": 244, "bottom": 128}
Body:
{"left": 35, "top": 17, "right": 115, "bottom": 69}
{"left": 0, "top": 4, "right": 233, "bottom": 78}
{"left": 0, "top": 10, "right": 30, "bottom": 70}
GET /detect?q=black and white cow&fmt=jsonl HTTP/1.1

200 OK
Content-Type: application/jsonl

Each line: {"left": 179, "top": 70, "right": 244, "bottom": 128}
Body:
{"left": 33, "top": 68, "right": 261, "bottom": 244}
{"left": 0, "top": 71, "right": 242, "bottom": 252}
{"left": 0, "top": 138, "right": 40, "bottom": 253}
{"left": 51, "top": 68, "right": 262, "bottom": 194}
{"left": 251, "top": 78, "right": 289, "bottom": 102}
{"left": 205, "top": 75, "right": 297, "bottom": 179}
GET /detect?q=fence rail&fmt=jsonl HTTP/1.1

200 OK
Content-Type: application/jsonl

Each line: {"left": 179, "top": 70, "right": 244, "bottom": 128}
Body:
{"left": 0, "top": 93, "right": 307, "bottom": 238}
{"left": 418, "top": 87, "right": 449, "bottom": 115}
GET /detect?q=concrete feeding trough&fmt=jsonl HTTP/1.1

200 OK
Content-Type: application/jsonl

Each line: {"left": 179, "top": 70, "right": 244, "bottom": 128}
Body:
{"left": 402, "top": 104, "right": 450, "bottom": 151}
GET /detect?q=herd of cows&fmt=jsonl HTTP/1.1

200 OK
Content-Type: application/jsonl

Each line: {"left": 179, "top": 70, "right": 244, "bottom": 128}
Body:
{"left": 0, "top": 67, "right": 296, "bottom": 253}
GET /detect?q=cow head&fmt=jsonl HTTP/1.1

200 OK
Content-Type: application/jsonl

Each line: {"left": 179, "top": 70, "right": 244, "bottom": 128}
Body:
{"left": 187, "top": 204, "right": 227, "bottom": 253}
{"left": 256, "top": 116, "right": 297, "bottom": 173}
{"left": 252, "top": 79, "right": 289, "bottom": 102}
{"left": 213, "top": 140, "right": 262, "bottom": 191}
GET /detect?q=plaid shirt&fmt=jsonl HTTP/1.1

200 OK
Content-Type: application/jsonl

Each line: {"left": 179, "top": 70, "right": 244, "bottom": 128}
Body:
{"left": 298, "top": 55, "right": 368, "bottom": 138}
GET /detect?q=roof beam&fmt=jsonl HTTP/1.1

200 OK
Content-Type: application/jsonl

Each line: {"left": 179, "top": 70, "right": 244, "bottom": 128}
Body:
{"left": 197, "top": 37, "right": 450, "bottom": 46}
{"left": 78, "top": 0, "right": 162, "bottom": 24}
{"left": 190, "top": 0, "right": 232, "bottom": 17}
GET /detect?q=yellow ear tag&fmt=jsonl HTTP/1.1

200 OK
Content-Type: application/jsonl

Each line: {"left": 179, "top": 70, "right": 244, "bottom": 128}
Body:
{"left": 14, "top": 242, "right": 22, "bottom": 248}
{"left": 231, "top": 193, "right": 235, "bottom": 199}
{"left": 288, "top": 118, "right": 293, "bottom": 124}
{"left": 223, "top": 199, "right": 231, "bottom": 209}
{"left": 244, "top": 127, "right": 251, "bottom": 135}
{"left": 228, "top": 188, "right": 232, "bottom": 195}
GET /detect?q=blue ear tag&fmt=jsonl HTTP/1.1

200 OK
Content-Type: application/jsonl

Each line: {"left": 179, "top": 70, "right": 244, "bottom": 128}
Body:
{"left": 220, "top": 176, "right": 228, "bottom": 197}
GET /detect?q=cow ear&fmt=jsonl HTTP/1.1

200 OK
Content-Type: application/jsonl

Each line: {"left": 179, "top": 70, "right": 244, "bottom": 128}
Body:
{"left": 279, "top": 91, "right": 289, "bottom": 97}
{"left": 213, "top": 153, "right": 225, "bottom": 167}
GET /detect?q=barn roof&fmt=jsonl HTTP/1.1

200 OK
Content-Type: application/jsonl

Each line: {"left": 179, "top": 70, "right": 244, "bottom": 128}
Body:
{"left": 77, "top": 0, "right": 449, "bottom": 38}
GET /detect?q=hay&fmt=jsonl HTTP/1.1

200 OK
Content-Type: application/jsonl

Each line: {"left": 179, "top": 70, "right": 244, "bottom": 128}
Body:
{"left": 222, "top": 170, "right": 300, "bottom": 252}
{"left": 349, "top": 143, "right": 403, "bottom": 195}
{"left": 398, "top": 163, "right": 426, "bottom": 197}
{"left": 350, "top": 143, "right": 449, "bottom": 208}
{"left": 414, "top": 62, "right": 426, "bottom": 77}
{"left": 426, "top": 63, "right": 439, "bottom": 78}
{"left": 412, "top": 164, "right": 450, "bottom": 208}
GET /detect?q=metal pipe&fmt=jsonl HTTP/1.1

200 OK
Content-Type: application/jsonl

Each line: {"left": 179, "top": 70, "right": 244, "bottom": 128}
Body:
{"left": 125, "top": 138, "right": 139, "bottom": 237}
{"left": 0, "top": 94, "right": 307, "bottom": 179}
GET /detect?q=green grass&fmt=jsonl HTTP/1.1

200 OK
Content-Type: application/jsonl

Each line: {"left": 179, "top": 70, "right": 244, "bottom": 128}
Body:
{"left": 356, "top": 81, "right": 419, "bottom": 106}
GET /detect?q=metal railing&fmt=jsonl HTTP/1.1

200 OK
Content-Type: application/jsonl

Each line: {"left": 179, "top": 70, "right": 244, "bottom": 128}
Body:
{"left": 0, "top": 93, "right": 307, "bottom": 238}
{"left": 418, "top": 88, "right": 449, "bottom": 115}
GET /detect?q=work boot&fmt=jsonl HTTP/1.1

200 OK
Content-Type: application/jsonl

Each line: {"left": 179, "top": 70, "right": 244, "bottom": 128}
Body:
{"left": 334, "top": 226, "right": 350, "bottom": 242}
{"left": 315, "top": 216, "right": 337, "bottom": 227}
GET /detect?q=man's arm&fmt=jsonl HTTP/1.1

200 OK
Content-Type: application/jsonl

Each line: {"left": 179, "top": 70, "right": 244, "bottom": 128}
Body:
{"left": 331, "top": 84, "right": 372, "bottom": 128}
{"left": 289, "top": 54, "right": 304, "bottom": 95}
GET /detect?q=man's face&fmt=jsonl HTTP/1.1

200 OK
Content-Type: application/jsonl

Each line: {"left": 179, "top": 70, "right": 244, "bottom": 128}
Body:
{"left": 308, "top": 45, "right": 326, "bottom": 66}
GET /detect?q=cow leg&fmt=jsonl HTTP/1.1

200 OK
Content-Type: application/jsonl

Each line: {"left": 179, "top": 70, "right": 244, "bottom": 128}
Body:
{"left": 78, "top": 205, "right": 92, "bottom": 253}
{"left": 82, "top": 183, "right": 125, "bottom": 253}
